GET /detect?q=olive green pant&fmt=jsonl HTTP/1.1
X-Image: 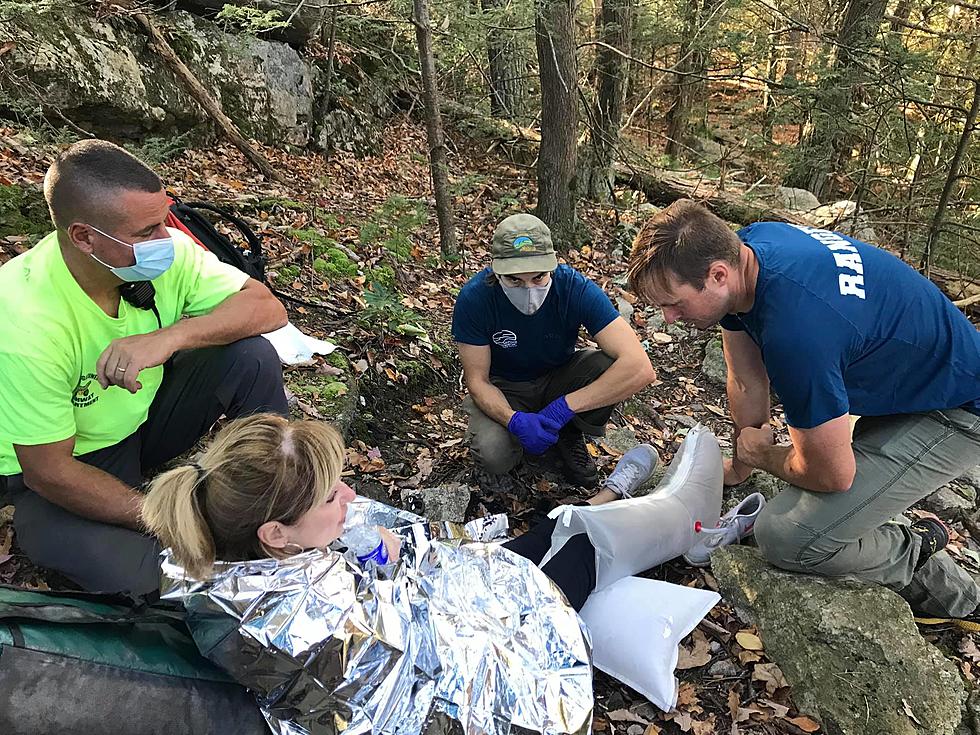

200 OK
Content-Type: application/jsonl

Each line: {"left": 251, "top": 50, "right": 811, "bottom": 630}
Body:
{"left": 463, "top": 349, "right": 616, "bottom": 475}
{"left": 755, "top": 408, "right": 980, "bottom": 618}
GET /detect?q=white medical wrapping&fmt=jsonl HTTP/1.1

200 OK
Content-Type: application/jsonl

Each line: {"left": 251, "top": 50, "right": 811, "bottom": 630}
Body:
{"left": 579, "top": 576, "right": 721, "bottom": 711}
{"left": 543, "top": 424, "right": 723, "bottom": 591}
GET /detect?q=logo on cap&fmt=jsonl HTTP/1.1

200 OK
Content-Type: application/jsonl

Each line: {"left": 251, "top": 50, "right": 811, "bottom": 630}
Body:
{"left": 513, "top": 235, "right": 533, "bottom": 251}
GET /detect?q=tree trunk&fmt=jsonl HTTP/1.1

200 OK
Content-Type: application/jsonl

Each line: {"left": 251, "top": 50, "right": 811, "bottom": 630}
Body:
{"left": 413, "top": 0, "right": 458, "bottom": 258}
{"left": 581, "top": 0, "right": 633, "bottom": 202}
{"left": 131, "top": 12, "right": 284, "bottom": 183}
{"left": 921, "top": 80, "right": 980, "bottom": 277}
{"left": 534, "top": 0, "right": 579, "bottom": 247}
{"left": 663, "top": 0, "right": 724, "bottom": 159}
{"left": 784, "top": 0, "right": 888, "bottom": 196}
{"left": 481, "top": 0, "right": 527, "bottom": 120}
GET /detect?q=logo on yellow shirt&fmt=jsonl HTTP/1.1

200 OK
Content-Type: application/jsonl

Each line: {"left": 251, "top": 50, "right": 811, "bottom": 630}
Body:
{"left": 72, "top": 373, "right": 100, "bottom": 408}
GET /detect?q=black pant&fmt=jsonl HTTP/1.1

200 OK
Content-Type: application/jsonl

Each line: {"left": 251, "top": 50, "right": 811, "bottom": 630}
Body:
{"left": 503, "top": 516, "right": 596, "bottom": 611}
{"left": 7, "top": 337, "right": 288, "bottom": 596}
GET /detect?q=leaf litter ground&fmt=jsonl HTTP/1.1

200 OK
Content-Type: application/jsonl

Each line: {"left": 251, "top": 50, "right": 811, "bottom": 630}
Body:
{"left": 2, "top": 120, "right": 979, "bottom": 734}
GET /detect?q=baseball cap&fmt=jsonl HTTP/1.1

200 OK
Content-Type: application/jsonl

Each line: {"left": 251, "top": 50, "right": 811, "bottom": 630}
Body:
{"left": 491, "top": 214, "right": 558, "bottom": 275}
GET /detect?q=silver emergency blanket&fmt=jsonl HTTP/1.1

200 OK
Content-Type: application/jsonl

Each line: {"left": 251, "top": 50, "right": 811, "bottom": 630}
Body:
{"left": 160, "top": 498, "right": 593, "bottom": 735}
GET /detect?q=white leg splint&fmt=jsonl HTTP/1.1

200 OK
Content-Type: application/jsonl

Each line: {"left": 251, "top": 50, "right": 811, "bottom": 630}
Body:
{"left": 542, "top": 424, "right": 724, "bottom": 591}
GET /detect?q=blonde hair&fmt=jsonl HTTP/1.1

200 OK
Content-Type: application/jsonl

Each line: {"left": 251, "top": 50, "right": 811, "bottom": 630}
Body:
{"left": 628, "top": 199, "right": 741, "bottom": 299}
{"left": 142, "top": 413, "right": 346, "bottom": 579}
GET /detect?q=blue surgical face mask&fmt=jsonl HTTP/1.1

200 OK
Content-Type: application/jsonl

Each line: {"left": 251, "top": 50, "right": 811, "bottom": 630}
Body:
{"left": 88, "top": 225, "right": 175, "bottom": 282}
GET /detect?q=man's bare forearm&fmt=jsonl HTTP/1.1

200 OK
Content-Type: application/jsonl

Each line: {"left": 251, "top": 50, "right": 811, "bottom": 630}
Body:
{"left": 565, "top": 355, "right": 656, "bottom": 413}
{"left": 727, "top": 379, "right": 770, "bottom": 471}
{"left": 27, "top": 460, "right": 144, "bottom": 529}
{"left": 746, "top": 443, "right": 843, "bottom": 493}
{"left": 469, "top": 380, "right": 517, "bottom": 427}
{"left": 165, "top": 285, "right": 287, "bottom": 351}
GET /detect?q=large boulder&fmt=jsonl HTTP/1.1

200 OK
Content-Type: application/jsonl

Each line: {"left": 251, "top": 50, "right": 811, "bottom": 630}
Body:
{"left": 918, "top": 482, "right": 977, "bottom": 518}
{"left": 401, "top": 483, "right": 472, "bottom": 523}
{"left": 774, "top": 186, "right": 820, "bottom": 212}
{"left": 711, "top": 546, "right": 965, "bottom": 735}
{"left": 0, "top": 5, "right": 313, "bottom": 144}
{"left": 958, "top": 466, "right": 980, "bottom": 495}
{"left": 807, "top": 201, "right": 878, "bottom": 244}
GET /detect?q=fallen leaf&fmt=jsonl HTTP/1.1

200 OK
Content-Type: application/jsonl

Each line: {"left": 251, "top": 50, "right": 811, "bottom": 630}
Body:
{"left": 758, "top": 698, "right": 789, "bottom": 717}
{"left": 675, "top": 681, "right": 698, "bottom": 709}
{"left": 752, "top": 662, "right": 788, "bottom": 693}
{"left": 607, "top": 710, "right": 649, "bottom": 725}
{"left": 652, "top": 332, "right": 673, "bottom": 344}
{"left": 294, "top": 399, "right": 323, "bottom": 419}
{"left": 690, "top": 715, "right": 716, "bottom": 735}
{"left": 958, "top": 636, "right": 980, "bottom": 665}
{"left": 787, "top": 715, "right": 821, "bottom": 732}
{"left": 735, "top": 630, "right": 764, "bottom": 651}
{"left": 643, "top": 725, "right": 661, "bottom": 735}
{"left": 677, "top": 629, "right": 712, "bottom": 670}
{"left": 727, "top": 687, "right": 739, "bottom": 719}
{"left": 672, "top": 711, "right": 692, "bottom": 732}
{"left": 737, "top": 649, "right": 762, "bottom": 664}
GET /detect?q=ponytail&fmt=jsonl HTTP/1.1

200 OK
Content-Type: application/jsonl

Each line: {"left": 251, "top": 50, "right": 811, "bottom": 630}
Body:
{"left": 143, "top": 464, "right": 217, "bottom": 579}
{"left": 141, "top": 413, "right": 347, "bottom": 578}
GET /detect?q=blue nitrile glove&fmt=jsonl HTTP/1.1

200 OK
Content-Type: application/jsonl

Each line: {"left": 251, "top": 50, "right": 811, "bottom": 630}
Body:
{"left": 508, "top": 411, "right": 562, "bottom": 454}
{"left": 539, "top": 395, "right": 576, "bottom": 429}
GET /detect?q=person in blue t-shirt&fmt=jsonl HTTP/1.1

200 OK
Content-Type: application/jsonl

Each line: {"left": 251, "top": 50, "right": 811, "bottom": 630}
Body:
{"left": 628, "top": 199, "right": 980, "bottom": 624}
{"left": 452, "top": 214, "right": 656, "bottom": 487}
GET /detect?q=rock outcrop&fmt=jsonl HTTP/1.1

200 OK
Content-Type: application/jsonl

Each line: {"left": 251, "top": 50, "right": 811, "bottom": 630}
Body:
{"left": 712, "top": 546, "right": 965, "bottom": 735}
{"left": 1, "top": 5, "right": 313, "bottom": 144}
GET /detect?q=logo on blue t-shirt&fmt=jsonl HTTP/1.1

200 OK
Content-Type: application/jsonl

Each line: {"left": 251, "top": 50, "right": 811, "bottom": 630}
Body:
{"left": 790, "top": 225, "right": 866, "bottom": 299}
{"left": 492, "top": 330, "right": 518, "bottom": 348}
{"left": 513, "top": 236, "right": 533, "bottom": 251}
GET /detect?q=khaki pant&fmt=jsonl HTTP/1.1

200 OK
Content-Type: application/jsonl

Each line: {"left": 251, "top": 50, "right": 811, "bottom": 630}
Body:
{"left": 463, "top": 349, "right": 615, "bottom": 474}
{"left": 755, "top": 408, "right": 980, "bottom": 617}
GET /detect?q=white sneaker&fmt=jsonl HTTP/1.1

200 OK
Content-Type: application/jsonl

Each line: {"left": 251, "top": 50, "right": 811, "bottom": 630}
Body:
{"left": 683, "top": 492, "right": 766, "bottom": 567}
{"left": 603, "top": 444, "right": 660, "bottom": 498}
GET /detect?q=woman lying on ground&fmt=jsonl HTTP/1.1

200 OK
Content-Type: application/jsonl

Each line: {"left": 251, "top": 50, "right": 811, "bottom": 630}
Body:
{"left": 142, "top": 412, "right": 659, "bottom": 611}
{"left": 140, "top": 413, "right": 725, "bottom": 734}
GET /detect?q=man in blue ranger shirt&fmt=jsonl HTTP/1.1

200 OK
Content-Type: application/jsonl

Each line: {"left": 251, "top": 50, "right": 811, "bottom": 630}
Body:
{"left": 628, "top": 199, "right": 980, "bottom": 623}
{"left": 452, "top": 214, "right": 656, "bottom": 487}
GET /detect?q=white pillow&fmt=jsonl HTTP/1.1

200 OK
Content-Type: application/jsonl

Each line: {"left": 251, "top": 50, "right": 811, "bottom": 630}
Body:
{"left": 580, "top": 576, "right": 720, "bottom": 711}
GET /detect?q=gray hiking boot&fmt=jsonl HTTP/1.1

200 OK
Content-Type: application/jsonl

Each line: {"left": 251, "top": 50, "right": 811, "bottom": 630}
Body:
{"left": 603, "top": 444, "right": 661, "bottom": 498}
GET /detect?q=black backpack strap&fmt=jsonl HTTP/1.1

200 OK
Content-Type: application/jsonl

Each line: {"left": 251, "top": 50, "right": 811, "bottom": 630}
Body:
{"left": 166, "top": 195, "right": 266, "bottom": 282}
{"left": 184, "top": 201, "right": 263, "bottom": 262}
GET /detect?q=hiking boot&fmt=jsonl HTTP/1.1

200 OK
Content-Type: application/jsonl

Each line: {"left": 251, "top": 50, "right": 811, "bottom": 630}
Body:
{"left": 603, "top": 444, "right": 661, "bottom": 498}
{"left": 555, "top": 427, "right": 599, "bottom": 488}
{"left": 683, "top": 492, "right": 766, "bottom": 567}
{"left": 910, "top": 517, "right": 949, "bottom": 570}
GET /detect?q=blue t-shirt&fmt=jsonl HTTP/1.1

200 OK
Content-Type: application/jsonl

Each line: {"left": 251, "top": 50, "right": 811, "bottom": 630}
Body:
{"left": 452, "top": 264, "right": 620, "bottom": 381}
{"left": 720, "top": 222, "right": 980, "bottom": 429}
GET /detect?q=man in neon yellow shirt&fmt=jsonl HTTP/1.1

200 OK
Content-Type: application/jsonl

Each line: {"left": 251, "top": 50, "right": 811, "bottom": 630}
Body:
{"left": 0, "top": 139, "right": 288, "bottom": 595}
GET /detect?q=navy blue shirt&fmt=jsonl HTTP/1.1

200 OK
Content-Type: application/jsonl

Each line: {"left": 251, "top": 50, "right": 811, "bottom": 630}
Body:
{"left": 452, "top": 264, "right": 620, "bottom": 381}
{"left": 720, "top": 222, "right": 980, "bottom": 429}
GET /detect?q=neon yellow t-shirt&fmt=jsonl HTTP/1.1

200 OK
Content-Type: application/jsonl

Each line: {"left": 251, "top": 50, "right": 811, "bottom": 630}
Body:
{"left": 0, "top": 228, "right": 250, "bottom": 475}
